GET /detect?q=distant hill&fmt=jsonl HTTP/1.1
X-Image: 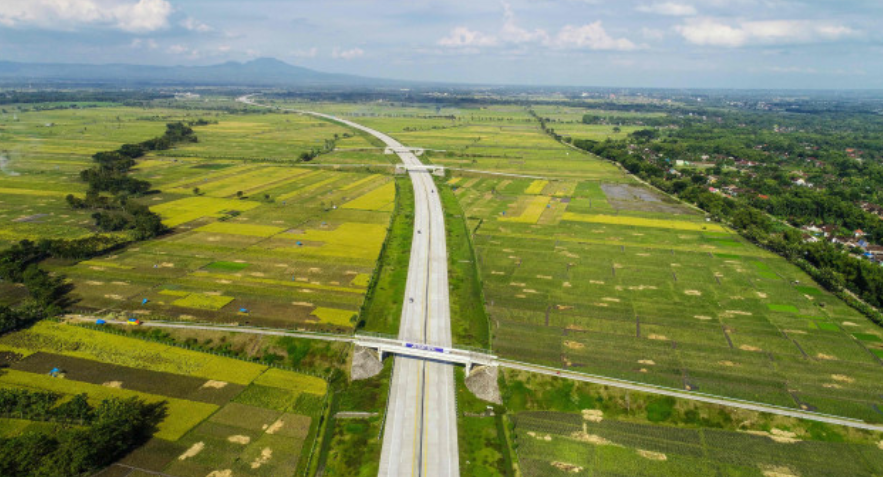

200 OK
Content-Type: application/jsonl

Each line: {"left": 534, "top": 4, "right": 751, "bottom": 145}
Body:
{"left": 0, "top": 58, "right": 396, "bottom": 87}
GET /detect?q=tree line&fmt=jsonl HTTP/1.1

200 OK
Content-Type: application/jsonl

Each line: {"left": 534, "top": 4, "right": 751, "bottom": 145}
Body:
{"left": 0, "top": 388, "right": 166, "bottom": 477}
{"left": 0, "top": 122, "right": 201, "bottom": 336}
{"left": 69, "top": 121, "right": 197, "bottom": 237}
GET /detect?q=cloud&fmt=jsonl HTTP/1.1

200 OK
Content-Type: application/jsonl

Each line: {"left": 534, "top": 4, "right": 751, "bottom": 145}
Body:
{"left": 438, "top": 27, "right": 499, "bottom": 47}
{"left": 677, "top": 18, "right": 858, "bottom": 47}
{"left": 437, "top": 3, "right": 637, "bottom": 52}
{"left": 167, "top": 44, "right": 189, "bottom": 55}
{"left": 500, "top": 1, "right": 548, "bottom": 44}
{"left": 290, "top": 47, "right": 318, "bottom": 58}
{"left": 767, "top": 66, "right": 817, "bottom": 74}
{"left": 181, "top": 17, "right": 211, "bottom": 33}
{"left": 332, "top": 47, "right": 365, "bottom": 60}
{"left": 0, "top": 0, "right": 172, "bottom": 33}
{"left": 553, "top": 22, "right": 639, "bottom": 50}
{"left": 130, "top": 38, "right": 158, "bottom": 49}
{"left": 637, "top": 2, "right": 697, "bottom": 16}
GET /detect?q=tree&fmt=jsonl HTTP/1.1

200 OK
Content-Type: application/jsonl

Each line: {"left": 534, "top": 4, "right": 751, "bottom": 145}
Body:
{"left": 192, "top": 187, "right": 200, "bottom": 195}
{"left": 236, "top": 191, "right": 243, "bottom": 199}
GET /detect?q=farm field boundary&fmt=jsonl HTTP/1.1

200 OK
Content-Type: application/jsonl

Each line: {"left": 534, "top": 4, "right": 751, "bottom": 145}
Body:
{"left": 68, "top": 317, "right": 883, "bottom": 432}
{"left": 498, "top": 358, "right": 883, "bottom": 432}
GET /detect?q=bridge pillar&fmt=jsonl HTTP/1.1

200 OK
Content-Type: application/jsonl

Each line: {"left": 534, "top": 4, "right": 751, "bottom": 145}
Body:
{"left": 465, "top": 361, "right": 473, "bottom": 377}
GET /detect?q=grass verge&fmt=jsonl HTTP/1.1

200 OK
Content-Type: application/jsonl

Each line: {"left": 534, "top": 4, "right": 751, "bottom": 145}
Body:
{"left": 439, "top": 179, "right": 491, "bottom": 349}
{"left": 358, "top": 177, "right": 414, "bottom": 334}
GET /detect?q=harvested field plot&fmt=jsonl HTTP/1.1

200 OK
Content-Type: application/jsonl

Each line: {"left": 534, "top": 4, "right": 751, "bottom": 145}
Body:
{"left": 52, "top": 161, "right": 394, "bottom": 329}
{"left": 0, "top": 322, "right": 326, "bottom": 477}
{"left": 456, "top": 171, "right": 883, "bottom": 422}
{"left": 515, "top": 411, "right": 883, "bottom": 477}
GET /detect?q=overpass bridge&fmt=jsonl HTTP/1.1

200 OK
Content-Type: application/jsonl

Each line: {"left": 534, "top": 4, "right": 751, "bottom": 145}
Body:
{"left": 394, "top": 163, "right": 445, "bottom": 176}
{"left": 354, "top": 333, "right": 496, "bottom": 376}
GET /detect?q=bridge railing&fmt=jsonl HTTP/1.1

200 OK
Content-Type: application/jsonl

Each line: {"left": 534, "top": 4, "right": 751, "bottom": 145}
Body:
{"left": 354, "top": 331, "right": 493, "bottom": 354}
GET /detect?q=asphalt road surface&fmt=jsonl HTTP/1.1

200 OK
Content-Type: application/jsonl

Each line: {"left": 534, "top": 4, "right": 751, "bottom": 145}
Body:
{"left": 296, "top": 109, "right": 460, "bottom": 476}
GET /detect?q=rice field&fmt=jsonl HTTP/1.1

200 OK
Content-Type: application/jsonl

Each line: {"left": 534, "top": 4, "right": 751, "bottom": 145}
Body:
{"left": 0, "top": 322, "right": 327, "bottom": 477}
{"left": 562, "top": 212, "right": 727, "bottom": 232}
{"left": 0, "top": 102, "right": 399, "bottom": 330}
{"left": 60, "top": 167, "right": 394, "bottom": 329}
{"left": 525, "top": 180, "right": 549, "bottom": 195}
{"left": 274, "top": 100, "right": 626, "bottom": 181}
{"left": 341, "top": 180, "right": 396, "bottom": 211}
{"left": 453, "top": 168, "right": 883, "bottom": 423}
{"left": 515, "top": 411, "right": 883, "bottom": 477}
{"left": 500, "top": 196, "right": 551, "bottom": 224}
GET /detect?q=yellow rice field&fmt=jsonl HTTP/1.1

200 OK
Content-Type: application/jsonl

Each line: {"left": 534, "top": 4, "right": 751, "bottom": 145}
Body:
{"left": 278, "top": 223, "right": 388, "bottom": 261}
{"left": 310, "top": 307, "right": 357, "bottom": 327}
{"left": 341, "top": 181, "right": 395, "bottom": 211}
{"left": 0, "top": 322, "right": 266, "bottom": 384}
{"left": 194, "top": 222, "right": 287, "bottom": 237}
{"left": 500, "top": 196, "right": 551, "bottom": 224}
{"left": 174, "top": 166, "right": 309, "bottom": 197}
{"left": 276, "top": 175, "right": 341, "bottom": 201}
{"left": 253, "top": 368, "right": 327, "bottom": 395}
{"left": 562, "top": 212, "right": 728, "bottom": 232}
{"left": 0, "top": 187, "right": 69, "bottom": 197}
{"left": 151, "top": 197, "right": 261, "bottom": 227}
{"left": 525, "top": 180, "right": 549, "bottom": 195}
{"left": 172, "top": 293, "right": 235, "bottom": 310}
{"left": 350, "top": 273, "right": 371, "bottom": 287}
{"left": 340, "top": 174, "right": 382, "bottom": 191}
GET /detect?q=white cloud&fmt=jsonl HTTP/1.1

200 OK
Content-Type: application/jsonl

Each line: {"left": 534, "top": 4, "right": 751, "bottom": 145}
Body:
{"left": 130, "top": 38, "right": 158, "bottom": 49}
{"left": 438, "top": 27, "right": 498, "bottom": 48}
{"left": 167, "top": 44, "right": 189, "bottom": 55}
{"left": 332, "top": 47, "right": 365, "bottom": 60}
{"left": 637, "top": 2, "right": 697, "bottom": 16}
{"left": 181, "top": 17, "right": 211, "bottom": 33}
{"left": 438, "top": 4, "right": 637, "bottom": 52}
{"left": 290, "top": 47, "right": 318, "bottom": 58}
{"left": 677, "top": 18, "right": 858, "bottom": 47}
{"left": 553, "top": 22, "right": 639, "bottom": 50}
{"left": 767, "top": 66, "right": 817, "bottom": 74}
{"left": 500, "top": 1, "right": 549, "bottom": 44}
{"left": 0, "top": 0, "right": 172, "bottom": 33}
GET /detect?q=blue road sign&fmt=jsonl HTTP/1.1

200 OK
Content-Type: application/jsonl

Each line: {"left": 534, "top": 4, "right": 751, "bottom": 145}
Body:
{"left": 405, "top": 342, "right": 446, "bottom": 353}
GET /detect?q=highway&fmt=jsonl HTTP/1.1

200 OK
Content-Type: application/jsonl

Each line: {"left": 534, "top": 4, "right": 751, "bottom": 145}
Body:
{"left": 268, "top": 103, "right": 460, "bottom": 476}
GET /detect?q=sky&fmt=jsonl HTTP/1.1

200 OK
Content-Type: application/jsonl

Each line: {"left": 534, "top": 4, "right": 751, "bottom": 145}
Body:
{"left": 0, "top": 0, "right": 882, "bottom": 89}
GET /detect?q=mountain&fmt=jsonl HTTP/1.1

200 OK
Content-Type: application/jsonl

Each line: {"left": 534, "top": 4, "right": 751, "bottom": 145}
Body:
{"left": 0, "top": 58, "right": 395, "bottom": 87}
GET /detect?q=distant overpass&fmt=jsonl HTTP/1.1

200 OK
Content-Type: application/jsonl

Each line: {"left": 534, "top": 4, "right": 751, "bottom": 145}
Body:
{"left": 394, "top": 163, "right": 445, "bottom": 176}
